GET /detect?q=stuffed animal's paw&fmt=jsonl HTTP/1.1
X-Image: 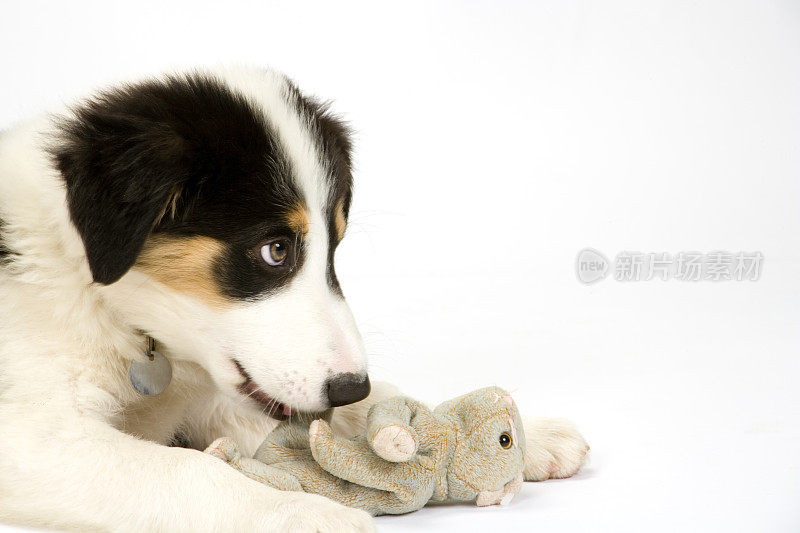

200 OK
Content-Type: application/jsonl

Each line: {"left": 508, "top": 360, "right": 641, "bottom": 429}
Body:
{"left": 370, "top": 424, "right": 417, "bottom": 462}
{"left": 476, "top": 473, "right": 523, "bottom": 507}
{"left": 204, "top": 437, "right": 241, "bottom": 464}
{"left": 501, "top": 473, "right": 523, "bottom": 504}
{"left": 254, "top": 467, "right": 305, "bottom": 493}
{"left": 476, "top": 488, "right": 503, "bottom": 507}
{"left": 309, "top": 419, "right": 332, "bottom": 450}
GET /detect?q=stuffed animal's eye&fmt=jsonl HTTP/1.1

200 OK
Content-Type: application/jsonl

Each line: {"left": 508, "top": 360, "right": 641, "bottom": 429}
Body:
{"left": 260, "top": 239, "right": 290, "bottom": 267}
{"left": 499, "top": 432, "right": 512, "bottom": 449}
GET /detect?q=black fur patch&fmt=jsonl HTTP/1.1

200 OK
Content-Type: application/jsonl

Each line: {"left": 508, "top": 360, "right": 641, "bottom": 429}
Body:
{"left": 0, "top": 216, "right": 11, "bottom": 263}
{"left": 285, "top": 82, "right": 354, "bottom": 294}
{"left": 53, "top": 72, "right": 355, "bottom": 301}
{"left": 52, "top": 73, "right": 310, "bottom": 298}
{"left": 168, "top": 431, "right": 191, "bottom": 449}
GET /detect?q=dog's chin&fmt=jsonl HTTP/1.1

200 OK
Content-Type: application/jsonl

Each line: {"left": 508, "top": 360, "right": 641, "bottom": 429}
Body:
{"left": 236, "top": 377, "right": 296, "bottom": 421}
{"left": 230, "top": 358, "right": 312, "bottom": 421}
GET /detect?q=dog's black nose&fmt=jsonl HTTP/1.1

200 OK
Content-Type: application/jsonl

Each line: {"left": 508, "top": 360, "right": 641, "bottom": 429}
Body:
{"left": 326, "top": 373, "right": 371, "bottom": 407}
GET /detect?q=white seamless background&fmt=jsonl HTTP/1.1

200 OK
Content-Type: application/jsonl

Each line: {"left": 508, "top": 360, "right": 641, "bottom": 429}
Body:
{"left": 1, "top": 1, "right": 798, "bottom": 531}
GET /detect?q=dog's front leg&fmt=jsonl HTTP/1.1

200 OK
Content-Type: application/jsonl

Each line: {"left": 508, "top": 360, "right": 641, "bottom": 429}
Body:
{"left": 0, "top": 413, "right": 373, "bottom": 532}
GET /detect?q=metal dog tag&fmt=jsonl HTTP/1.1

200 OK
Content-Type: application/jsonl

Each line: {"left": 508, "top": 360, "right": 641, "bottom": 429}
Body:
{"left": 128, "top": 350, "right": 172, "bottom": 396}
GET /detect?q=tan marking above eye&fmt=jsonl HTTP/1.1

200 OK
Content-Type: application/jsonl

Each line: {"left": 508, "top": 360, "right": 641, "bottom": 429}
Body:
{"left": 134, "top": 235, "right": 231, "bottom": 309}
{"left": 286, "top": 203, "right": 310, "bottom": 235}
{"left": 334, "top": 198, "right": 347, "bottom": 242}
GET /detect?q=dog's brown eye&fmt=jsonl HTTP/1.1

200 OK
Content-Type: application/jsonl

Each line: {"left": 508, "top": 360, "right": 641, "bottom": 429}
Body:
{"left": 499, "top": 432, "right": 512, "bottom": 449}
{"left": 260, "top": 239, "right": 289, "bottom": 267}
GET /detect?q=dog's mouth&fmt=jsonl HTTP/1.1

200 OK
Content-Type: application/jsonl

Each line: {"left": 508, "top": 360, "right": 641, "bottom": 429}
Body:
{"left": 231, "top": 359, "right": 297, "bottom": 421}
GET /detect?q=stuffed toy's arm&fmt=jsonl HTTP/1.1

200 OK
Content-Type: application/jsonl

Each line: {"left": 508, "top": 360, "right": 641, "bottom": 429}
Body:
{"left": 308, "top": 419, "right": 428, "bottom": 514}
{"left": 365, "top": 396, "right": 428, "bottom": 462}
{"left": 253, "top": 419, "right": 319, "bottom": 464}
{"left": 205, "top": 437, "right": 302, "bottom": 492}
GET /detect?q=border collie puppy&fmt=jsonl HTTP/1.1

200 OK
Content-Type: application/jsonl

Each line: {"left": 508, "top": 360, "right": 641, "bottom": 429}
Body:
{"left": 0, "top": 67, "right": 588, "bottom": 531}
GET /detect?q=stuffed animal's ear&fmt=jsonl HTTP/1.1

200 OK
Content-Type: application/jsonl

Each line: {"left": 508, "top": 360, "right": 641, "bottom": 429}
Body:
{"left": 53, "top": 97, "right": 189, "bottom": 285}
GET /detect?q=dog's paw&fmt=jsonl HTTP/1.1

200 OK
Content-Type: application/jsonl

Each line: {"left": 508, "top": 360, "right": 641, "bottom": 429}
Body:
{"left": 270, "top": 492, "right": 374, "bottom": 532}
{"left": 370, "top": 424, "right": 417, "bottom": 462}
{"left": 204, "top": 437, "right": 240, "bottom": 463}
{"left": 522, "top": 417, "right": 589, "bottom": 481}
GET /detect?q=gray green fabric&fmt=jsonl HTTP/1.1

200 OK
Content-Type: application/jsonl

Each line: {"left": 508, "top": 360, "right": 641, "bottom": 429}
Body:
{"left": 205, "top": 387, "right": 526, "bottom": 515}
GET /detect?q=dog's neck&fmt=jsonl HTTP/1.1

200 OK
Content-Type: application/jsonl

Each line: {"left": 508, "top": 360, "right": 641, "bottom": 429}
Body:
{"left": 0, "top": 118, "right": 180, "bottom": 404}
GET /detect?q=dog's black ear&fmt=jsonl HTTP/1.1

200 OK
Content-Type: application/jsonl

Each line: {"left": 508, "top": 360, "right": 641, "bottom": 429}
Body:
{"left": 53, "top": 74, "right": 284, "bottom": 284}
{"left": 53, "top": 91, "right": 189, "bottom": 285}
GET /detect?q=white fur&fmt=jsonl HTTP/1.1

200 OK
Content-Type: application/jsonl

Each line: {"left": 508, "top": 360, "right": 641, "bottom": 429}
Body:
{"left": 0, "top": 68, "right": 373, "bottom": 531}
{"left": 522, "top": 418, "right": 590, "bottom": 481}
{"left": 0, "top": 67, "right": 586, "bottom": 531}
{"left": 96, "top": 68, "right": 368, "bottom": 416}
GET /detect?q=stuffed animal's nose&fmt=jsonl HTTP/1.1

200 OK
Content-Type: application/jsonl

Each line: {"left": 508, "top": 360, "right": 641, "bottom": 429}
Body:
{"left": 326, "top": 373, "right": 371, "bottom": 407}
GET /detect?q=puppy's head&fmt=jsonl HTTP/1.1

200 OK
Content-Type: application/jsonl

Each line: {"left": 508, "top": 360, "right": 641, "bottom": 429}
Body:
{"left": 52, "top": 69, "right": 368, "bottom": 417}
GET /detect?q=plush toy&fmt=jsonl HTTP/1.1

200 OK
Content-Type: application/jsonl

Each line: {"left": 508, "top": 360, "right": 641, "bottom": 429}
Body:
{"left": 205, "top": 386, "right": 526, "bottom": 516}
